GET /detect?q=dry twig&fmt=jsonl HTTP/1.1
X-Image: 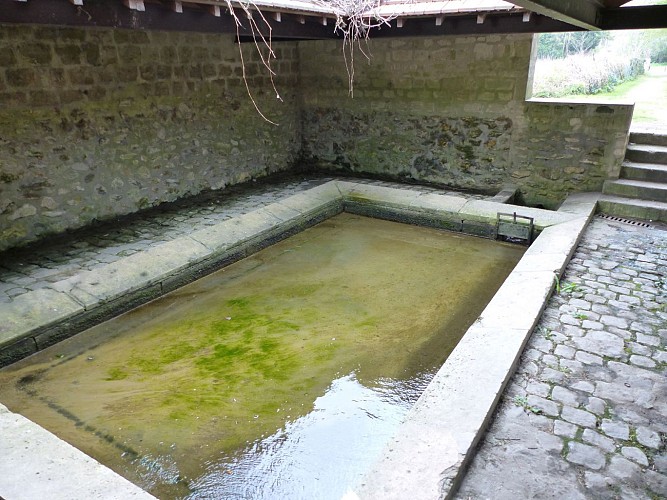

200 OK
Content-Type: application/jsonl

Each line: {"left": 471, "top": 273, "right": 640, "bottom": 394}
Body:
{"left": 223, "top": 0, "right": 283, "bottom": 124}
{"left": 316, "top": 0, "right": 401, "bottom": 96}
{"left": 223, "top": 0, "right": 419, "bottom": 115}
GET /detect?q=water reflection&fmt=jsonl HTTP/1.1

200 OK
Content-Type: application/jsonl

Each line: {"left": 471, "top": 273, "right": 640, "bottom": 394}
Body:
{"left": 186, "top": 371, "right": 434, "bottom": 500}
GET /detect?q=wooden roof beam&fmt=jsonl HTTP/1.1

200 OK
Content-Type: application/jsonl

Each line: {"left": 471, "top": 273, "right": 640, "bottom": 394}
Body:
{"left": 0, "top": 0, "right": 337, "bottom": 40}
{"left": 506, "top": 0, "right": 601, "bottom": 30}
{"left": 603, "top": 0, "right": 632, "bottom": 7}
{"left": 122, "top": 0, "right": 145, "bottom": 11}
{"left": 368, "top": 12, "right": 582, "bottom": 39}
{"left": 600, "top": 4, "right": 667, "bottom": 31}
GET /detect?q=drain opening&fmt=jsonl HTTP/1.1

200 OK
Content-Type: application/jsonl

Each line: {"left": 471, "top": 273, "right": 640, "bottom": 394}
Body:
{"left": 597, "top": 214, "right": 652, "bottom": 228}
{"left": 495, "top": 212, "right": 534, "bottom": 245}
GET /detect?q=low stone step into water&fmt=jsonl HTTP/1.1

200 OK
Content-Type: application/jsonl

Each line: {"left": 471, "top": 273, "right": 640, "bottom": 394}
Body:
{"left": 602, "top": 178, "right": 667, "bottom": 203}
{"left": 598, "top": 194, "right": 667, "bottom": 222}
{"left": 625, "top": 143, "right": 667, "bottom": 164}
{"left": 621, "top": 161, "right": 667, "bottom": 183}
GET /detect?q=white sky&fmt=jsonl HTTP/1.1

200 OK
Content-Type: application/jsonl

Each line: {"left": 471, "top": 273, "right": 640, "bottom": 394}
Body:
{"left": 624, "top": 0, "right": 667, "bottom": 6}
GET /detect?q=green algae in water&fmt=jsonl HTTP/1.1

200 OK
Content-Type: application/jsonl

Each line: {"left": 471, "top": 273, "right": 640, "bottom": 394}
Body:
{"left": 0, "top": 213, "right": 524, "bottom": 499}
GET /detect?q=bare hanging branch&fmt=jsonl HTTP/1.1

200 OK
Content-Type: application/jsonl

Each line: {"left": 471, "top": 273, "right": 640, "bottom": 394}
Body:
{"left": 221, "top": 0, "right": 424, "bottom": 116}
{"left": 223, "top": 0, "right": 283, "bottom": 124}
{"left": 315, "top": 0, "right": 398, "bottom": 96}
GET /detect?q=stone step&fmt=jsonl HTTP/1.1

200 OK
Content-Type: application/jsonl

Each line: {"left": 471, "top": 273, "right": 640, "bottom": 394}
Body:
{"left": 629, "top": 131, "right": 667, "bottom": 147}
{"left": 625, "top": 143, "right": 667, "bottom": 165}
{"left": 602, "top": 179, "right": 667, "bottom": 203}
{"left": 621, "top": 161, "right": 667, "bottom": 183}
{"left": 598, "top": 195, "right": 667, "bottom": 223}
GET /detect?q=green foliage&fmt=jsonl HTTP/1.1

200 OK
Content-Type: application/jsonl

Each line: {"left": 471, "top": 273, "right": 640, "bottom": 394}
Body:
{"left": 538, "top": 326, "right": 553, "bottom": 341}
{"left": 547, "top": 363, "right": 572, "bottom": 374}
{"left": 532, "top": 29, "right": 667, "bottom": 98}
{"left": 533, "top": 51, "right": 645, "bottom": 98}
{"left": 105, "top": 367, "right": 129, "bottom": 381}
{"left": 538, "top": 32, "right": 610, "bottom": 59}
{"left": 644, "top": 29, "right": 667, "bottom": 63}
{"left": 553, "top": 273, "right": 580, "bottom": 295}
{"left": 513, "top": 395, "right": 541, "bottom": 414}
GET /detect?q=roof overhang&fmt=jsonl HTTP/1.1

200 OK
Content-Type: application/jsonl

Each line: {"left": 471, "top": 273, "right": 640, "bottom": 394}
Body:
{"left": 0, "top": 0, "right": 338, "bottom": 40}
{"left": 505, "top": 0, "right": 667, "bottom": 31}
{"left": 506, "top": 0, "right": 602, "bottom": 30}
{"left": 0, "top": 0, "right": 666, "bottom": 40}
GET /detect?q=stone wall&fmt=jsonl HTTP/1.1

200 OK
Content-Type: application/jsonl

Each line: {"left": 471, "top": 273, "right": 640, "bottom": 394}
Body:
{"left": 299, "top": 35, "right": 633, "bottom": 207}
{"left": 0, "top": 25, "right": 635, "bottom": 251}
{"left": 515, "top": 100, "right": 631, "bottom": 208}
{"left": 0, "top": 24, "right": 301, "bottom": 251}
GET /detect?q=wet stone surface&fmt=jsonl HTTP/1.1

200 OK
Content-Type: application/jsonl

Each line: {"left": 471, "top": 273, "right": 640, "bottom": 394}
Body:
{"left": 0, "top": 175, "right": 486, "bottom": 304}
{"left": 457, "top": 217, "right": 667, "bottom": 500}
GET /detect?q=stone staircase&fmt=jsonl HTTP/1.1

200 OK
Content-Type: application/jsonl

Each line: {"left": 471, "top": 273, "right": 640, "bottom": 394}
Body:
{"left": 599, "top": 131, "right": 667, "bottom": 222}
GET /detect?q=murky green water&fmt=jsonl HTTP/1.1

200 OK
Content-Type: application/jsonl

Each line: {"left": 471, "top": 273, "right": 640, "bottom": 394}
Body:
{"left": 0, "top": 214, "right": 524, "bottom": 499}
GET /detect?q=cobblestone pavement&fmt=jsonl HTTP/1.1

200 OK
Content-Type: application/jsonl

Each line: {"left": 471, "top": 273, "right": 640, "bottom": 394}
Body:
{"left": 0, "top": 175, "right": 486, "bottom": 304}
{"left": 458, "top": 217, "right": 667, "bottom": 500}
{"left": 0, "top": 176, "right": 325, "bottom": 304}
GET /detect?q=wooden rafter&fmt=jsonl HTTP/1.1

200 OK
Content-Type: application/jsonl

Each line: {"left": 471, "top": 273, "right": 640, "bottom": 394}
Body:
{"left": 506, "top": 0, "right": 600, "bottom": 30}
{"left": 1, "top": 0, "right": 666, "bottom": 41}
{"left": 122, "top": 0, "right": 145, "bottom": 11}
{"left": 601, "top": 4, "right": 667, "bottom": 31}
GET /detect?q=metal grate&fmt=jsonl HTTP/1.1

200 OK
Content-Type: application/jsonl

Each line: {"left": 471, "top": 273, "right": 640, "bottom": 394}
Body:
{"left": 597, "top": 214, "right": 652, "bottom": 228}
{"left": 496, "top": 212, "right": 534, "bottom": 245}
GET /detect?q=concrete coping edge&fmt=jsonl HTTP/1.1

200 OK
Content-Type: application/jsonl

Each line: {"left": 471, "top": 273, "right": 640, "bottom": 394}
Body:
{"left": 352, "top": 190, "right": 597, "bottom": 499}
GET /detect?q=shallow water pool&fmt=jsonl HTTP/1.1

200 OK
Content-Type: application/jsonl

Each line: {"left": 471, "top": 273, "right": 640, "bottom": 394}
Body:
{"left": 0, "top": 213, "right": 524, "bottom": 499}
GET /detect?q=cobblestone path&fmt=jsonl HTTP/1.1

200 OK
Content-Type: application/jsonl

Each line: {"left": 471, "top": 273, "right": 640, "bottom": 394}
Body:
{"left": 0, "top": 176, "right": 483, "bottom": 304}
{"left": 0, "top": 176, "right": 324, "bottom": 303}
{"left": 458, "top": 217, "right": 667, "bottom": 499}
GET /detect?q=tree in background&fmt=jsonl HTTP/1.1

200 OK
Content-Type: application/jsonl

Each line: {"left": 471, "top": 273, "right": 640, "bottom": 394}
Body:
{"left": 538, "top": 32, "right": 610, "bottom": 59}
{"left": 532, "top": 29, "right": 663, "bottom": 97}
{"left": 600, "top": 29, "right": 667, "bottom": 63}
{"left": 643, "top": 29, "right": 667, "bottom": 63}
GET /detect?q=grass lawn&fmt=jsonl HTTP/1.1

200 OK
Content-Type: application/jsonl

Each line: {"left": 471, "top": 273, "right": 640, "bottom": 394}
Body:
{"left": 561, "top": 64, "right": 667, "bottom": 128}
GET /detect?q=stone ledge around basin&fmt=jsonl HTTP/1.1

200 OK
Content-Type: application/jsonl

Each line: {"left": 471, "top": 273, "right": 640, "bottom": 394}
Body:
{"left": 337, "top": 180, "right": 583, "bottom": 233}
{"left": 0, "top": 183, "right": 344, "bottom": 366}
{"left": 0, "top": 182, "right": 598, "bottom": 500}
{"left": 0, "top": 180, "right": 583, "bottom": 368}
{"left": 353, "top": 192, "right": 599, "bottom": 500}
{"left": 0, "top": 402, "right": 156, "bottom": 500}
